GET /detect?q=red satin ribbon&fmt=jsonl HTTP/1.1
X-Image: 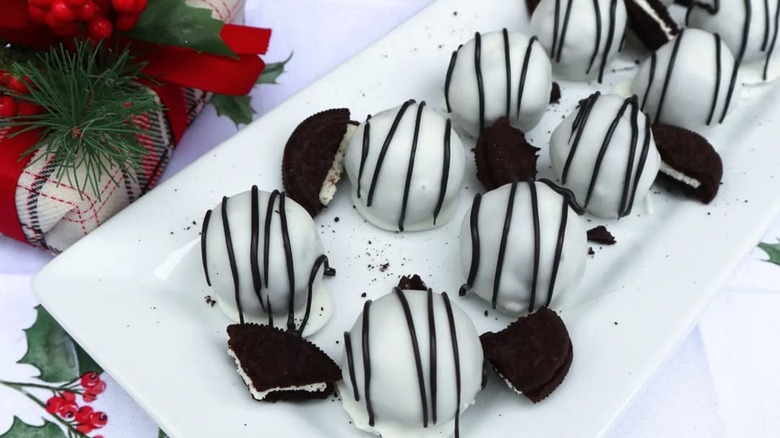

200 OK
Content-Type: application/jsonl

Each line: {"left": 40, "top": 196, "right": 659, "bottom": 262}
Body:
{"left": 0, "top": 129, "right": 41, "bottom": 242}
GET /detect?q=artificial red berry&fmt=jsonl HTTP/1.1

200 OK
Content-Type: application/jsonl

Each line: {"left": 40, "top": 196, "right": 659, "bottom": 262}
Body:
{"left": 80, "top": 372, "right": 100, "bottom": 389}
{"left": 111, "top": 0, "right": 136, "bottom": 13}
{"left": 76, "top": 1, "right": 96, "bottom": 21}
{"left": 27, "top": 4, "right": 49, "bottom": 23}
{"left": 75, "top": 406, "right": 94, "bottom": 424}
{"left": 75, "top": 423, "right": 94, "bottom": 434}
{"left": 114, "top": 13, "right": 138, "bottom": 31}
{"left": 61, "top": 391, "right": 76, "bottom": 403}
{"left": 17, "top": 102, "right": 45, "bottom": 116}
{"left": 50, "top": 0, "right": 77, "bottom": 22}
{"left": 29, "top": 0, "right": 54, "bottom": 8}
{"left": 44, "top": 13, "right": 61, "bottom": 30}
{"left": 89, "top": 412, "right": 108, "bottom": 428}
{"left": 94, "top": 0, "right": 110, "bottom": 13}
{"left": 57, "top": 402, "right": 78, "bottom": 420}
{"left": 82, "top": 392, "right": 96, "bottom": 402}
{"left": 133, "top": 0, "right": 146, "bottom": 13}
{"left": 0, "top": 71, "right": 9, "bottom": 86}
{"left": 90, "top": 380, "right": 106, "bottom": 394}
{"left": 44, "top": 396, "right": 64, "bottom": 415}
{"left": 65, "top": 0, "right": 86, "bottom": 6}
{"left": 0, "top": 97, "right": 18, "bottom": 118}
{"left": 8, "top": 77, "right": 30, "bottom": 94}
{"left": 88, "top": 16, "right": 113, "bottom": 39}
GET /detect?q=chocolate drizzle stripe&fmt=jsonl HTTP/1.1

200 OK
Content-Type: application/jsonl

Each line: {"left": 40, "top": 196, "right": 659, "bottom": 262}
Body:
{"left": 393, "top": 287, "right": 429, "bottom": 427}
{"left": 250, "top": 185, "right": 264, "bottom": 310}
{"left": 625, "top": 117, "right": 652, "bottom": 214}
{"left": 517, "top": 36, "right": 537, "bottom": 118}
{"left": 618, "top": 99, "right": 640, "bottom": 217}
{"left": 433, "top": 119, "right": 452, "bottom": 225}
{"left": 445, "top": 49, "right": 459, "bottom": 113}
{"left": 763, "top": 0, "right": 771, "bottom": 51}
{"left": 475, "top": 32, "right": 486, "bottom": 131}
{"left": 655, "top": 29, "right": 685, "bottom": 123}
{"left": 220, "top": 196, "right": 244, "bottom": 325}
{"left": 720, "top": 0, "right": 750, "bottom": 124}
{"left": 344, "top": 331, "right": 360, "bottom": 401}
{"left": 503, "top": 28, "right": 512, "bottom": 118}
{"left": 552, "top": 0, "right": 561, "bottom": 60}
{"left": 460, "top": 193, "right": 482, "bottom": 296}
{"left": 641, "top": 53, "right": 656, "bottom": 113}
{"left": 278, "top": 194, "right": 297, "bottom": 332}
{"left": 584, "top": 97, "right": 633, "bottom": 209}
{"left": 361, "top": 300, "right": 375, "bottom": 426}
{"left": 556, "top": 0, "right": 574, "bottom": 63}
{"left": 527, "top": 180, "right": 542, "bottom": 312}
{"left": 266, "top": 295, "right": 273, "bottom": 327}
{"left": 200, "top": 209, "right": 212, "bottom": 286}
{"left": 263, "top": 190, "right": 280, "bottom": 289}
{"left": 399, "top": 102, "right": 426, "bottom": 232}
{"left": 441, "top": 292, "right": 462, "bottom": 438}
{"left": 563, "top": 92, "right": 600, "bottom": 184}
{"left": 357, "top": 116, "right": 372, "bottom": 199}
{"left": 586, "top": 0, "right": 603, "bottom": 76}
{"left": 547, "top": 196, "right": 569, "bottom": 307}
{"left": 491, "top": 182, "right": 519, "bottom": 309}
{"left": 765, "top": 0, "right": 780, "bottom": 80}
{"left": 367, "top": 99, "right": 415, "bottom": 207}
{"left": 297, "top": 255, "right": 329, "bottom": 336}
{"left": 427, "top": 288, "right": 438, "bottom": 424}
{"left": 707, "top": 33, "right": 723, "bottom": 126}
{"left": 538, "top": 178, "right": 586, "bottom": 215}
{"left": 598, "top": 0, "right": 618, "bottom": 83}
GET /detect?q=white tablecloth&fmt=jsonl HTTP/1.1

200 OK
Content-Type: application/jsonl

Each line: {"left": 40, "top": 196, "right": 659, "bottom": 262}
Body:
{"left": 2, "top": 1, "right": 780, "bottom": 436}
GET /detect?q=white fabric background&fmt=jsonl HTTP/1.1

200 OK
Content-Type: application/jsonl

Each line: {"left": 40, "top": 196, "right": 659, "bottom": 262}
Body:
{"left": 1, "top": 0, "right": 780, "bottom": 436}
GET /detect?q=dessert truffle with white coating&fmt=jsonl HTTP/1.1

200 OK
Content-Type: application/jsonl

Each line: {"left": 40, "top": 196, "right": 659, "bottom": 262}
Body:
{"left": 459, "top": 180, "right": 588, "bottom": 316}
{"left": 686, "top": 0, "right": 780, "bottom": 83}
{"left": 529, "top": 0, "right": 628, "bottom": 82}
{"left": 200, "top": 186, "right": 335, "bottom": 337}
{"left": 343, "top": 100, "right": 466, "bottom": 232}
{"left": 629, "top": 28, "right": 742, "bottom": 130}
{"left": 338, "top": 285, "right": 484, "bottom": 438}
{"left": 444, "top": 29, "right": 552, "bottom": 136}
{"left": 549, "top": 92, "right": 661, "bottom": 218}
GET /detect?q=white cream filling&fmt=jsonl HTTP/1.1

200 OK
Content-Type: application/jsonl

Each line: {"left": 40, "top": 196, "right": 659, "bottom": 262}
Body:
{"left": 319, "top": 123, "right": 357, "bottom": 206}
{"left": 660, "top": 161, "right": 702, "bottom": 189}
{"left": 228, "top": 349, "right": 329, "bottom": 401}
{"left": 632, "top": 0, "right": 675, "bottom": 36}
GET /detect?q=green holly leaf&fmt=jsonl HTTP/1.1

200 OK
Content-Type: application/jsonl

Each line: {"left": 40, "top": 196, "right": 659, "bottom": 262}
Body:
{"left": 74, "top": 342, "right": 103, "bottom": 376}
{"left": 257, "top": 53, "right": 293, "bottom": 85}
{"left": 0, "top": 417, "right": 65, "bottom": 438}
{"left": 158, "top": 429, "right": 170, "bottom": 438}
{"left": 127, "top": 0, "right": 236, "bottom": 58}
{"left": 210, "top": 94, "right": 255, "bottom": 127}
{"left": 758, "top": 239, "right": 780, "bottom": 266}
{"left": 18, "top": 306, "right": 78, "bottom": 383}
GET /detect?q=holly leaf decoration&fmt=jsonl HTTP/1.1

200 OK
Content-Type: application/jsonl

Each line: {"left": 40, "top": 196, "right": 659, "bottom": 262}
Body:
{"left": 74, "top": 342, "right": 103, "bottom": 376}
{"left": 159, "top": 429, "right": 170, "bottom": 438}
{"left": 210, "top": 94, "right": 255, "bottom": 127}
{"left": 18, "top": 306, "right": 79, "bottom": 383}
{"left": 127, "top": 0, "right": 236, "bottom": 58}
{"left": 758, "top": 239, "right": 780, "bottom": 266}
{"left": 257, "top": 53, "right": 293, "bottom": 85}
{"left": 0, "top": 417, "right": 66, "bottom": 438}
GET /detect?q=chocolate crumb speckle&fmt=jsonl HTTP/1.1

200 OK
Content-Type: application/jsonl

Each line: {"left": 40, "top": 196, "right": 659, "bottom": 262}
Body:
{"left": 361, "top": 292, "right": 367, "bottom": 298}
{"left": 484, "top": 310, "right": 489, "bottom": 317}
{"left": 588, "top": 247, "right": 595, "bottom": 256}
{"left": 334, "top": 217, "right": 340, "bottom": 222}
{"left": 587, "top": 226, "right": 616, "bottom": 245}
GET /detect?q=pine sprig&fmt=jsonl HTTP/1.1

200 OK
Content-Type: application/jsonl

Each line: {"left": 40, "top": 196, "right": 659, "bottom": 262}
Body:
{"left": 1, "top": 41, "right": 162, "bottom": 197}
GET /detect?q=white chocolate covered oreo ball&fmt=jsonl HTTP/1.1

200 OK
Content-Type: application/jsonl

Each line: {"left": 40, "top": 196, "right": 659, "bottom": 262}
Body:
{"left": 687, "top": 0, "right": 780, "bottom": 83}
{"left": 338, "top": 287, "right": 484, "bottom": 438}
{"left": 549, "top": 93, "right": 661, "bottom": 218}
{"left": 459, "top": 180, "right": 588, "bottom": 316}
{"left": 344, "top": 100, "right": 466, "bottom": 232}
{"left": 529, "top": 0, "right": 628, "bottom": 82}
{"left": 200, "top": 186, "right": 334, "bottom": 336}
{"left": 630, "top": 28, "right": 742, "bottom": 129}
{"left": 445, "top": 29, "right": 552, "bottom": 136}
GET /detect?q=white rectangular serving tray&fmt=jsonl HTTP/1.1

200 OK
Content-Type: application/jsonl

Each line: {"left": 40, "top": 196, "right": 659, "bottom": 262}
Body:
{"left": 34, "top": 0, "right": 780, "bottom": 437}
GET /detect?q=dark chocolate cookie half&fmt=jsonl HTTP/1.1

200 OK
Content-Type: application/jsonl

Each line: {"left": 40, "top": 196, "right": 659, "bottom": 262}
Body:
{"left": 550, "top": 82, "right": 561, "bottom": 104}
{"left": 624, "top": 0, "right": 680, "bottom": 50}
{"left": 282, "top": 108, "right": 353, "bottom": 217}
{"left": 652, "top": 123, "right": 723, "bottom": 203}
{"left": 480, "top": 307, "right": 573, "bottom": 403}
{"left": 227, "top": 323, "right": 341, "bottom": 402}
{"left": 475, "top": 117, "right": 540, "bottom": 191}
{"left": 397, "top": 274, "right": 428, "bottom": 291}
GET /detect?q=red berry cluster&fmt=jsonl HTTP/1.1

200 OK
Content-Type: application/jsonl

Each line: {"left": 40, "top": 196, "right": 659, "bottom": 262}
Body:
{"left": 27, "top": 0, "right": 148, "bottom": 40}
{"left": 44, "top": 372, "right": 108, "bottom": 436}
{"left": 0, "top": 71, "right": 43, "bottom": 118}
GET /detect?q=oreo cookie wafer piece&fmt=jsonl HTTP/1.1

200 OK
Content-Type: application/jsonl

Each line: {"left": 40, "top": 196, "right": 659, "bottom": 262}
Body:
{"left": 282, "top": 108, "right": 356, "bottom": 217}
{"left": 480, "top": 307, "right": 573, "bottom": 403}
{"left": 624, "top": 0, "right": 680, "bottom": 50}
{"left": 227, "top": 323, "right": 341, "bottom": 402}
{"left": 652, "top": 123, "right": 723, "bottom": 204}
{"left": 475, "top": 117, "right": 540, "bottom": 191}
